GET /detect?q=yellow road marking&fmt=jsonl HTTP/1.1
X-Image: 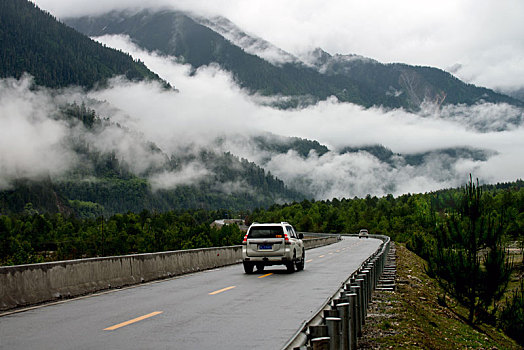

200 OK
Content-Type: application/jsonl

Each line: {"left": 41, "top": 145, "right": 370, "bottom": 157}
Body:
{"left": 258, "top": 273, "right": 273, "bottom": 279}
{"left": 209, "top": 286, "right": 236, "bottom": 295}
{"left": 104, "top": 311, "right": 163, "bottom": 331}
{"left": 306, "top": 259, "right": 313, "bottom": 263}
{"left": 319, "top": 255, "right": 325, "bottom": 258}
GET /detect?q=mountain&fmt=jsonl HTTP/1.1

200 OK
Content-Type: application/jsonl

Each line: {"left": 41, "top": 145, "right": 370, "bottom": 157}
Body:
{"left": 0, "top": 0, "right": 168, "bottom": 89}
{"left": 0, "top": 104, "right": 306, "bottom": 217}
{"left": 1, "top": 4, "right": 518, "bottom": 216}
{"left": 193, "top": 15, "right": 300, "bottom": 66}
{"left": 304, "top": 48, "right": 520, "bottom": 109}
{"left": 339, "top": 144, "right": 491, "bottom": 167}
{"left": 65, "top": 10, "right": 366, "bottom": 108}
{"left": 0, "top": 1, "right": 310, "bottom": 216}
{"left": 65, "top": 9, "right": 522, "bottom": 110}
{"left": 503, "top": 87, "right": 524, "bottom": 103}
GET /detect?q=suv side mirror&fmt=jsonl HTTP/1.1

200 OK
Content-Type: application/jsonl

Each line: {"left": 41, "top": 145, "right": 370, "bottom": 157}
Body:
{"left": 298, "top": 233, "right": 304, "bottom": 239}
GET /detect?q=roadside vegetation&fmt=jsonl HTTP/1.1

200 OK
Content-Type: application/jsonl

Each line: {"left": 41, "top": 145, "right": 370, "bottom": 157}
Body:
{"left": 0, "top": 209, "right": 244, "bottom": 265}
{"left": 360, "top": 244, "right": 521, "bottom": 349}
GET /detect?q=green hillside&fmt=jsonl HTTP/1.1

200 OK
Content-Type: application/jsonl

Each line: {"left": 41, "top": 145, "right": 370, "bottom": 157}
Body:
{"left": 66, "top": 10, "right": 365, "bottom": 106}
{"left": 0, "top": 104, "right": 307, "bottom": 217}
{"left": 0, "top": 0, "right": 167, "bottom": 89}
{"left": 66, "top": 10, "right": 522, "bottom": 110}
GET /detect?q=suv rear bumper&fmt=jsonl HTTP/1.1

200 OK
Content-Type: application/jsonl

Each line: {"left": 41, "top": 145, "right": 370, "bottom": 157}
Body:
{"left": 243, "top": 256, "right": 292, "bottom": 265}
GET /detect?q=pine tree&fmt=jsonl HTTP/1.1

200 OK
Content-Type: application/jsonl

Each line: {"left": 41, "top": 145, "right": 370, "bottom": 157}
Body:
{"left": 427, "top": 175, "right": 512, "bottom": 323}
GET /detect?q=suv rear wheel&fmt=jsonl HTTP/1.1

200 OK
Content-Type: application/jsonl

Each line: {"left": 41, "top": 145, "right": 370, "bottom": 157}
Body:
{"left": 286, "top": 251, "right": 297, "bottom": 273}
{"left": 243, "top": 261, "right": 254, "bottom": 274}
{"left": 286, "top": 261, "right": 295, "bottom": 273}
{"left": 296, "top": 250, "right": 305, "bottom": 271}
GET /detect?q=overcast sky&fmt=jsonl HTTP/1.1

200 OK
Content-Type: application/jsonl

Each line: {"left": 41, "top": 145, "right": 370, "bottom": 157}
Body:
{"left": 34, "top": 0, "right": 524, "bottom": 93}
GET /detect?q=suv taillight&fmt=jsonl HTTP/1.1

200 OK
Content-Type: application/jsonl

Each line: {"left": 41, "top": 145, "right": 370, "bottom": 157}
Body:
{"left": 242, "top": 233, "right": 249, "bottom": 244}
{"left": 284, "top": 233, "right": 291, "bottom": 245}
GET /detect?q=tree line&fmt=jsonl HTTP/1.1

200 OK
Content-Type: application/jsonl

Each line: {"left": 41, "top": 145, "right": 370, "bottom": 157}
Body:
{"left": 0, "top": 208, "right": 244, "bottom": 265}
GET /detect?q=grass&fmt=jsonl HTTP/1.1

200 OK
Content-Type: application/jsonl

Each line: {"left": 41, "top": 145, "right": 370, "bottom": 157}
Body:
{"left": 359, "top": 244, "right": 521, "bottom": 349}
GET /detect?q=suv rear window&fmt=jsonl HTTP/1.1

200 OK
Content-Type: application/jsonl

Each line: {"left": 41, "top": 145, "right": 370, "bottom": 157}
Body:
{"left": 248, "top": 226, "right": 284, "bottom": 239}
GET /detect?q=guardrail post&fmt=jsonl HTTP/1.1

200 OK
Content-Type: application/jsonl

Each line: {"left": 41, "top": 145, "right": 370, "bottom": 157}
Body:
{"left": 311, "top": 337, "right": 330, "bottom": 350}
{"left": 325, "top": 317, "right": 341, "bottom": 350}
{"left": 309, "top": 325, "right": 328, "bottom": 340}
{"left": 358, "top": 271, "right": 370, "bottom": 314}
{"left": 375, "top": 255, "right": 381, "bottom": 284}
{"left": 354, "top": 278, "right": 365, "bottom": 328}
{"left": 365, "top": 263, "right": 374, "bottom": 292}
{"left": 324, "top": 309, "right": 339, "bottom": 318}
{"left": 369, "top": 260, "right": 377, "bottom": 289}
{"left": 363, "top": 269, "right": 372, "bottom": 308}
{"left": 336, "top": 302, "right": 350, "bottom": 350}
{"left": 346, "top": 292, "right": 358, "bottom": 350}
{"left": 357, "top": 273, "right": 366, "bottom": 311}
{"left": 349, "top": 283, "right": 362, "bottom": 337}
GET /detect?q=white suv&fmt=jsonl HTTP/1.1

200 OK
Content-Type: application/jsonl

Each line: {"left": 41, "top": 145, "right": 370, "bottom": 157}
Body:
{"left": 242, "top": 222, "right": 305, "bottom": 273}
{"left": 358, "top": 229, "right": 369, "bottom": 238}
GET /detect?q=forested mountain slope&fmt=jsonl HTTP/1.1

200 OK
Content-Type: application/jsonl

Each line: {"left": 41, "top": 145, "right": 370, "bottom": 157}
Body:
{"left": 0, "top": 0, "right": 166, "bottom": 89}
{"left": 0, "top": 1, "right": 310, "bottom": 216}
{"left": 307, "top": 48, "right": 520, "bottom": 109}
{"left": 66, "top": 9, "right": 522, "bottom": 110}
{"left": 0, "top": 104, "right": 307, "bottom": 216}
{"left": 66, "top": 10, "right": 364, "bottom": 108}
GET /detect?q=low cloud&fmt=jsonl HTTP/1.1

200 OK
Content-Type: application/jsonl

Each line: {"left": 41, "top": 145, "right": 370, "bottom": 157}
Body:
{"left": 424, "top": 101, "right": 523, "bottom": 132}
{"left": 149, "top": 162, "right": 212, "bottom": 191}
{"left": 2, "top": 33, "right": 523, "bottom": 199}
{"left": 213, "top": 180, "right": 255, "bottom": 196}
{"left": 88, "top": 35, "right": 524, "bottom": 198}
{"left": 0, "top": 76, "right": 77, "bottom": 189}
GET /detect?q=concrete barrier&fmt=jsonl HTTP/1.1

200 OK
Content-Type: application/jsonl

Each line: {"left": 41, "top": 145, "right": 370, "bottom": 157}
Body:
{"left": 303, "top": 235, "right": 340, "bottom": 250}
{"left": 0, "top": 236, "right": 338, "bottom": 312}
{"left": 0, "top": 246, "right": 243, "bottom": 311}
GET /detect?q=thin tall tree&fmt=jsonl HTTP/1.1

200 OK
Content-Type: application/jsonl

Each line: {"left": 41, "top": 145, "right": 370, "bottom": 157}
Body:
{"left": 427, "top": 175, "right": 512, "bottom": 323}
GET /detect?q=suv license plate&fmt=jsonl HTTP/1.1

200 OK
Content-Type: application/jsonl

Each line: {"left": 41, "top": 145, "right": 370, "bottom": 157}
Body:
{"left": 259, "top": 244, "right": 272, "bottom": 250}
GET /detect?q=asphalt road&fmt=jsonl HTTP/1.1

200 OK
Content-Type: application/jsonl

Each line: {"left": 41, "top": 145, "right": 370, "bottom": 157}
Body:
{"left": 0, "top": 236, "right": 381, "bottom": 350}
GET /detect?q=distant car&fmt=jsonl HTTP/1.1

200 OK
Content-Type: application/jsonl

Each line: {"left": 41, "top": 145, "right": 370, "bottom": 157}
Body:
{"left": 242, "top": 222, "right": 305, "bottom": 273}
{"left": 359, "top": 229, "right": 369, "bottom": 239}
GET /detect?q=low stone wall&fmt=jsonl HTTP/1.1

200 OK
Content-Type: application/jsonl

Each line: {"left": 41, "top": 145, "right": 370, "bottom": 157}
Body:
{"left": 0, "top": 236, "right": 338, "bottom": 311}
{"left": 0, "top": 246, "right": 242, "bottom": 311}
{"left": 303, "top": 235, "right": 340, "bottom": 249}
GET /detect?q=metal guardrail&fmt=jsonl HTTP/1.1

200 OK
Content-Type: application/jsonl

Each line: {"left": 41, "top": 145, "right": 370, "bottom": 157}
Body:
{"left": 283, "top": 234, "right": 391, "bottom": 350}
